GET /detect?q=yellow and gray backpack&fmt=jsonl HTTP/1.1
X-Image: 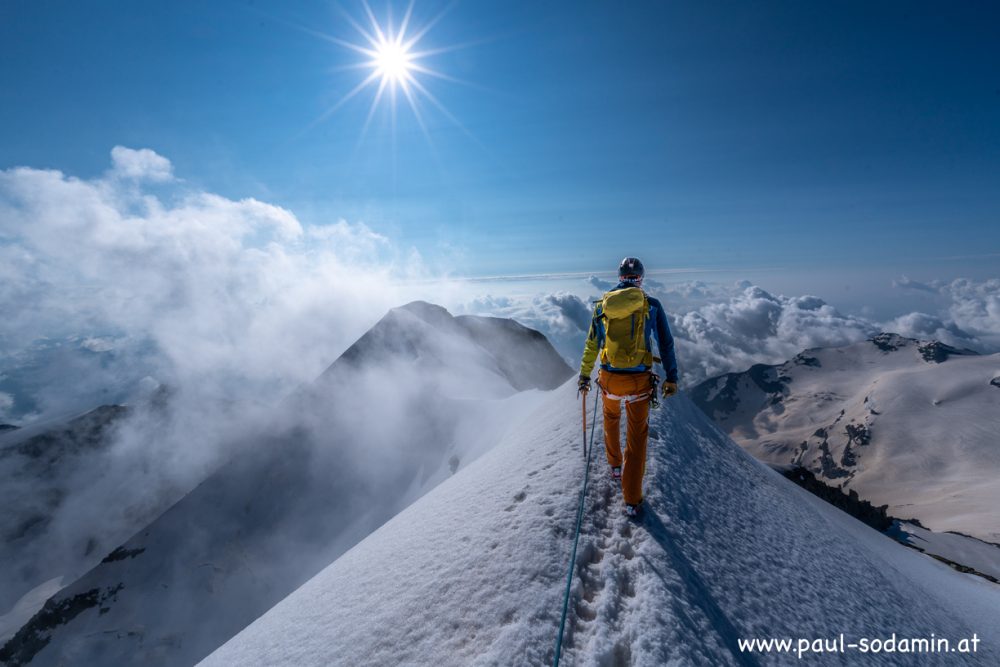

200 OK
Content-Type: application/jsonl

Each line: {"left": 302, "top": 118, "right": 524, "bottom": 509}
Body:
{"left": 598, "top": 287, "right": 652, "bottom": 369}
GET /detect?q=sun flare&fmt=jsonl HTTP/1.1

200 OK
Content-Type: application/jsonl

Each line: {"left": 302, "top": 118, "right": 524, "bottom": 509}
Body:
{"left": 304, "top": 0, "right": 471, "bottom": 143}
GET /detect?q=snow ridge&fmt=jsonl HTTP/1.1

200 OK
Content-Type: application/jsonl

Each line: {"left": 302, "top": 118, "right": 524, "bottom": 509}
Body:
{"left": 202, "top": 382, "right": 1000, "bottom": 666}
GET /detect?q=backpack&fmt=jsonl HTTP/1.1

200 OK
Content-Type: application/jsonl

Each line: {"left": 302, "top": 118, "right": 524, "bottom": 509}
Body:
{"left": 598, "top": 287, "right": 652, "bottom": 369}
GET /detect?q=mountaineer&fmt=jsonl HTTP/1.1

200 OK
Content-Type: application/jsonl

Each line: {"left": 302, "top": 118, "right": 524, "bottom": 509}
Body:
{"left": 578, "top": 257, "right": 679, "bottom": 517}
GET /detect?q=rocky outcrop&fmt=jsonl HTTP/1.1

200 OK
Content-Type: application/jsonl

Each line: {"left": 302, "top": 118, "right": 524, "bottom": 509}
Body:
{"left": 781, "top": 466, "right": 892, "bottom": 531}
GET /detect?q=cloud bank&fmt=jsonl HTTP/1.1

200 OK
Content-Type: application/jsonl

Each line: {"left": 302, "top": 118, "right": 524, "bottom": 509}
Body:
{"left": 0, "top": 147, "right": 424, "bottom": 419}
{"left": 888, "top": 277, "right": 1000, "bottom": 350}
{"left": 463, "top": 277, "right": 1000, "bottom": 387}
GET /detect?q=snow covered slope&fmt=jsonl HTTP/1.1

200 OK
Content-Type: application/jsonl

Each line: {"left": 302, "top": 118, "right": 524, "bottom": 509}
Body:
{"left": 691, "top": 334, "right": 1000, "bottom": 544}
{"left": 889, "top": 522, "right": 1000, "bottom": 582}
{"left": 202, "top": 383, "right": 1000, "bottom": 666}
{"left": 0, "top": 303, "right": 572, "bottom": 667}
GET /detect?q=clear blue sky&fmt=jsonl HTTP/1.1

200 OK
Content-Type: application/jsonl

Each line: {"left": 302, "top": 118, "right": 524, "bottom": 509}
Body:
{"left": 2, "top": 0, "right": 998, "bottom": 279}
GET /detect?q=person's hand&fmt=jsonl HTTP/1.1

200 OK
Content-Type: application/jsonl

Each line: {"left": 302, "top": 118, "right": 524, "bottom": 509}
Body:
{"left": 577, "top": 375, "right": 591, "bottom": 395}
{"left": 661, "top": 381, "right": 678, "bottom": 399}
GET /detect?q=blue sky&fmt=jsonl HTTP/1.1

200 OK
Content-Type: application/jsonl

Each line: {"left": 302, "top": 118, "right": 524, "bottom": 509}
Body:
{"left": 2, "top": 0, "right": 998, "bottom": 283}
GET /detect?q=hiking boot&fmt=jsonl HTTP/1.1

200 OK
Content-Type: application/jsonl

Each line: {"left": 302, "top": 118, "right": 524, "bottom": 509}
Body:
{"left": 610, "top": 466, "right": 621, "bottom": 480}
{"left": 624, "top": 502, "right": 642, "bottom": 518}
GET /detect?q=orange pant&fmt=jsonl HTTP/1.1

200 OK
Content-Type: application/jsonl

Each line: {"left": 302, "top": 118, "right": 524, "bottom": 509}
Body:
{"left": 598, "top": 369, "right": 651, "bottom": 505}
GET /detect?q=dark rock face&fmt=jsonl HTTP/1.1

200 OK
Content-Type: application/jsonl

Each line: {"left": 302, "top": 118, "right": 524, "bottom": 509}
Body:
{"left": 785, "top": 469, "right": 1000, "bottom": 585}
{"left": 867, "top": 333, "right": 977, "bottom": 363}
{"left": 688, "top": 363, "right": 789, "bottom": 423}
{"left": 1, "top": 405, "right": 128, "bottom": 465}
{"left": 844, "top": 423, "right": 871, "bottom": 447}
{"left": 870, "top": 333, "right": 904, "bottom": 352}
{"left": 781, "top": 467, "right": 892, "bottom": 532}
{"left": 0, "top": 424, "right": 19, "bottom": 433}
{"left": 0, "top": 584, "right": 124, "bottom": 666}
{"left": 793, "top": 353, "right": 821, "bottom": 368}
{"left": 0, "top": 404, "right": 133, "bottom": 623}
{"left": 917, "top": 340, "right": 976, "bottom": 364}
{"left": 991, "top": 377, "right": 1000, "bottom": 389}
{"left": 100, "top": 546, "right": 146, "bottom": 563}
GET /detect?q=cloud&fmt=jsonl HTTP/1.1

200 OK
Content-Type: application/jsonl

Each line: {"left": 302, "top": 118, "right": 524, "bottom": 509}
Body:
{"left": 942, "top": 278, "right": 1000, "bottom": 343}
{"left": 884, "top": 312, "right": 975, "bottom": 347}
{"left": 458, "top": 292, "right": 596, "bottom": 367}
{"left": 110, "top": 146, "right": 174, "bottom": 182}
{"left": 670, "top": 285, "right": 878, "bottom": 384}
{"left": 588, "top": 275, "right": 615, "bottom": 290}
{"left": 0, "top": 392, "right": 12, "bottom": 421}
{"left": 545, "top": 293, "right": 592, "bottom": 332}
{"left": 462, "top": 292, "right": 593, "bottom": 336}
{"left": 0, "top": 147, "right": 425, "bottom": 418}
{"left": 891, "top": 275, "right": 941, "bottom": 293}
{"left": 888, "top": 277, "right": 1000, "bottom": 349}
{"left": 80, "top": 337, "right": 116, "bottom": 353}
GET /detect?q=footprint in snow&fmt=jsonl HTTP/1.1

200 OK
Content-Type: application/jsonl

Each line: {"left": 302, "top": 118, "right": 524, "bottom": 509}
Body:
{"left": 504, "top": 490, "right": 527, "bottom": 511}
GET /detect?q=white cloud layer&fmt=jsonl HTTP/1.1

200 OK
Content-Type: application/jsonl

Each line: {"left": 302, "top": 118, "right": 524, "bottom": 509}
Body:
{"left": 888, "top": 277, "right": 1000, "bottom": 350}
{"left": 0, "top": 147, "right": 422, "bottom": 417}
{"left": 671, "top": 285, "right": 877, "bottom": 383}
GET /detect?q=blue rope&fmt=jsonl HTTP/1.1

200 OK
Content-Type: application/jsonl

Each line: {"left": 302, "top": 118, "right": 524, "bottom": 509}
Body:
{"left": 552, "top": 389, "right": 600, "bottom": 666}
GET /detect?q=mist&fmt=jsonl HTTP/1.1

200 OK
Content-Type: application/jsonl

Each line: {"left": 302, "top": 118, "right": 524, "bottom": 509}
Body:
{"left": 0, "top": 148, "right": 479, "bottom": 650}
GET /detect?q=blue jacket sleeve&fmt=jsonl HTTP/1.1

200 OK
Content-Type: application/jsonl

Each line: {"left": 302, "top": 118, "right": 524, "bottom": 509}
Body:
{"left": 649, "top": 297, "right": 678, "bottom": 383}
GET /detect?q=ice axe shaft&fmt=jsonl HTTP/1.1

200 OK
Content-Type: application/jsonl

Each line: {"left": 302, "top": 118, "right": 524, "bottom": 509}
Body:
{"left": 581, "top": 388, "right": 588, "bottom": 460}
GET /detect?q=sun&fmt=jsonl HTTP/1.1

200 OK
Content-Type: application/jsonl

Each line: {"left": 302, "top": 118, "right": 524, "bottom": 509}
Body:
{"left": 373, "top": 36, "right": 413, "bottom": 85}
{"left": 301, "top": 1, "right": 471, "bottom": 143}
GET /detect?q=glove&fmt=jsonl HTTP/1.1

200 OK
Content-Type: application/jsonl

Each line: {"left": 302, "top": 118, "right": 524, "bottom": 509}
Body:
{"left": 661, "top": 381, "right": 678, "bottom": 399}
{"left": 577, "top": 375, "right": 591, "bottom": 394}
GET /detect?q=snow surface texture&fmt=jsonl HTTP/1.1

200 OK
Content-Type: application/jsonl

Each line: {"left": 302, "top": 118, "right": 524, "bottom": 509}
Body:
{"left": 0, "top": 303, "right": 571, "bottom": 666}
{"left": 203, "top": 382, "right": 1000, "bottom": 666}
{"left": 691, "top": 334, "right": 1000, "bottom": 544}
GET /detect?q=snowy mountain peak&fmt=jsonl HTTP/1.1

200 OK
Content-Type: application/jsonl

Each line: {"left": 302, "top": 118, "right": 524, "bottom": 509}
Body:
{"left": 868, "top": 332, "right": 978, "bottom": 363}
{"left": 323, "top": 301, "right": 571, "bottom": 395}
{"left": 393, "top": 299, "right": 455, "bottom": 326}
{"left": 1, "top": 304, "right": 571, "bottom": 667}
{"left": 200, "top": 383, "right": 1000, "bottom": 666}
